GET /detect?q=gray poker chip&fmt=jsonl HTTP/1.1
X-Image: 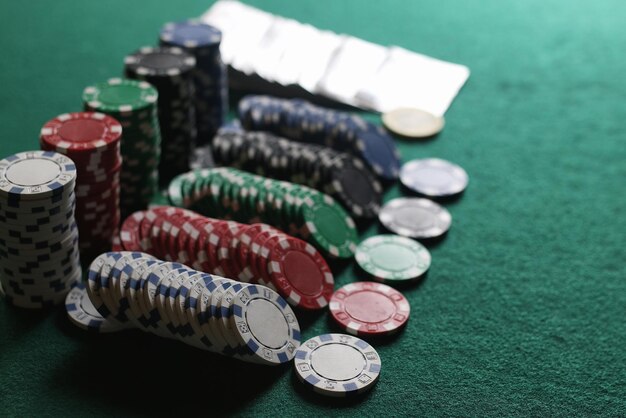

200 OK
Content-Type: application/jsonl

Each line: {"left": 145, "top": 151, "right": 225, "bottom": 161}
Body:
{"left": 378, "top": 197, "right": 451, "bottom": 240}
{"left": 400, "top": 158, "right": 468, "bottom": 198}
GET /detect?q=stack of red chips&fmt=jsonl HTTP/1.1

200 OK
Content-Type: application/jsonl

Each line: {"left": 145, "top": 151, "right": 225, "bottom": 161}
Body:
{"left": 40, "top": 112, "right": 122, "bottom": 261}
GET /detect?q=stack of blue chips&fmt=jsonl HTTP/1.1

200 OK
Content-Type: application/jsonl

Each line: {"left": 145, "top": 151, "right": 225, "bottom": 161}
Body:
{"left": 237, "top": 95, "right": 401, "bottom": 181}
{"left": 160, "top": 20, "right": 229, "bottom": 146}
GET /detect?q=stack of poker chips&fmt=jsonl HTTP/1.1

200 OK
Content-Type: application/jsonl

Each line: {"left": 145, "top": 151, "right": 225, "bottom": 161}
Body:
{"left": 238, "top": 95, "right": 402, "bottom": 181}
{"left": 65, "top": 251, "right": 301, "bottom": 365}
{"left": 117, "top": 206, "right": 335, "bottom": 310}
{"left": 82, "top": 78, "right": 161, "bottom": 219}
{"left": 40, "top": 112, "right": 122, "bottom": 259}
{"left": 212, "top": 129, "right": 383, "bottom": 218}
{"left": 0, "top": 151, "right": 81, "bottom": 309}
{"left": 160, "top": 20, "right": 228, "bottom": 145}
{"left": 124, "top": 46, "right": 196, "bottom": 185}
{"left": 167, "top": 167, "right": 359, "bottom": 258}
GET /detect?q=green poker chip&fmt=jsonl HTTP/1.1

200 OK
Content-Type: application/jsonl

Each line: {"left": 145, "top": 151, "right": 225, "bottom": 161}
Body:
{"left": 296, "top": 190, "right": 358, "bottom": 258}
{"left": 355, "top": 234, "right": 431, "bottom": 282}
{"left": 167, "top": 172, "right": 187, "bottom": 207}
{"left": 164, "top": 167, "right": 359, "bottom": 259}
{"left": 82, "top": 78, "right": 158, "bottom": 113}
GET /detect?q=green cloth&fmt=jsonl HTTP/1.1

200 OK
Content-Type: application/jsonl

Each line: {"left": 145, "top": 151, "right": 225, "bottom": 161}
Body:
{"left": 0, "top": 0, "right": 624, "bottom": 416}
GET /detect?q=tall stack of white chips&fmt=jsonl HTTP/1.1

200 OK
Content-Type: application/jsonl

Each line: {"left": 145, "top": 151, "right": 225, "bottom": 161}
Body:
{"left": 0, "top": 151, "right": 81, "bottom": 309}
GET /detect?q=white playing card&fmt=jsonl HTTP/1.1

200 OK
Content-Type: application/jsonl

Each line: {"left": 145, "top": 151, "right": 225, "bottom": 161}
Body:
{"left": 202, "top": 0, "right": 470, "bottom": 114}
{"left": 316, "top": 37, "right": 388, "bottom": 105}
{"left": 355, "top": 47, "right": 470, "bottom": 116}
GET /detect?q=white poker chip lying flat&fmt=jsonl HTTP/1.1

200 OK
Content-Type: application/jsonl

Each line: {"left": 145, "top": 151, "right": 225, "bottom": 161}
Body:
{"left": 400, "top": 158, "right": 468, "bottom": 197}
{"left": 379, "top": 197, "right": 452, "bottom": 240}
{"left": 294, "top": 333, "right": 381, "bottom": 397}
{"left": 382, "top": 107, "right": 444, "bottom": 138}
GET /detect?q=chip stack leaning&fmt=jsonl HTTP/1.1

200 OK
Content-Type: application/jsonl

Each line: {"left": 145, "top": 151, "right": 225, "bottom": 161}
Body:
{"left": 212, "top": 129, "right": 383, "bottom": 218}
{"left": 117, "top": 206, "right": 336, "bottom": 310}
{"left": 0, "top": 151, "right": 81, "bottom": 309}
{"left": 167, "top": 167, "right": 359, "bottom": 258}
{"left": 66, "top": 251, "right": 302, "bottom": 365}
{"left": 40, "top": 112, "right": 122, "bottom": 259}
{"left": 159, "top": 20, "right": 228, "bottom": 145}
{"left": 238, "top": 95, "right": 401, "bottom": 181}
{"left": 124, "top": 47, "right": 196, "bottom": 185}
{"left": 82, "top": 78, "right": 161, "bottom": 218}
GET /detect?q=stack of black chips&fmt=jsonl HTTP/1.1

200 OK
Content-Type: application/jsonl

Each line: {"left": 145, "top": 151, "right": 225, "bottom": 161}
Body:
{"left": 212, "top": 129, "right": 383, "bottom": 219}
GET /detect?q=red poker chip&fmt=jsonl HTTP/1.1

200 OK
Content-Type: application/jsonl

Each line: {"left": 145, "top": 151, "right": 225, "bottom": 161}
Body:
{"left": 249, "top": 227, "right": 284, "bottom": 288}
{"left": 206, "top": 222, "right": 230, "bottom": 276}
{"left": 186, "top": 217, "right": 210, "bottom": 269}
{"left": 155, "top": 207, "right": 194, "bottom": 261}
{"left": 216, "top": 221, "right": 245, "bottom": 279}
{"left": 228, "top": 223, "right": 251, "bottom": 281}
{"left": 76, "top": 161, "right": 122, "bottom": 180}
{"left": 138, "top": 208, "right": 160, "bottom": 252}
{"left": 40, "top": 112, "right": 122, "bottom": 154}
{"left": 119, "top": 211, "right": 145, "bottom": 251}
{"left": 164, "top": 211, "right": 189, "bottom": 262}
{"left": 149, "top": 215, "right": 167, "bottom": 259}
{"left": 329, "top": 282, "right": 410, "bottom": 336}
{"left": 236, "top": 223, "right": 275, "bottom": 284}
{"left": 168, "top": 209, "right": 203, "bottom": 264}
{"left": 266, "top": 235, "right": 334, "bottom": 310}
{"left": 175, "top": 215, "right": 202, "bottom": 264}
{"left": 76, "top": 163, "right": 122, "bottom": 185}
{"left": 75, "top": 177, "right": 121, "bottom": 197}
{"left": 193, "top": 218, "right": 220, "bottom": 273}
{"left": 111, "top": 235, "right": 123, "bottom": 251}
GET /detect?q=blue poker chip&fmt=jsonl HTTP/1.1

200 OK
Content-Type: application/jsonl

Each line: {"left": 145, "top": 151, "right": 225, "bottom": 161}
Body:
{"left": 229, "top": 284, "right": 301, "bottom": 365}
{"left": 65, "top": 283, "right": 126, "bottom": 333}
{"left": 237, "top": 96, "right": 401, "bottom": 180}
{"left": 293, "top": 333, "right": 381, "bottom": 397}
{"left": 159, "top": 20, "right": 227, "bottom": 146}
{"left": 354, "top": 124, "right": 401, "bottom": 180}
{"left": 160, "top": 20, "right": 222, "bottom": 48}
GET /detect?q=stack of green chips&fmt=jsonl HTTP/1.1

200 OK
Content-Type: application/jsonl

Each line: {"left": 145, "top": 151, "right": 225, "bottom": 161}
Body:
{"left": 82, "top": 78, "right": 161, "bottom": 219}
{"left": 168, "top": 167, "right": 358, "bottom": 258}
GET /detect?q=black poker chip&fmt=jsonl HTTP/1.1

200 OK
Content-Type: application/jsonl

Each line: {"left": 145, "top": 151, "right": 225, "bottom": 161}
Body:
{"left": 124, "top": 46, "right": 197, "bottom": 185}
{"left": 211, "top": 128, "right": 383, "bottom": 218}
{"left": 238, "top": 95, "right": 401, "bottom": 181}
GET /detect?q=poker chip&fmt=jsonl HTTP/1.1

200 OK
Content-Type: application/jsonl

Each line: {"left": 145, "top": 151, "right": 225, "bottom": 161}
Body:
{"left": 160, "top": 20, "right": 228, "bottom": 145}
{"left": 238, "top": 95, "right": 401, "bottom": 180}
{"left": 382, "top": 107, "right": 445, "bottom": 138}
{"left": 230, "top": 284, "right": 301, "bottom": 365}
{"left": 0, "top": 151, "right": 81, "bottom": 309}
{"left": 329, "top": 282, "right": 410, "bottom": 336}
{"left": 166, "top": 167, "right": 358, "bottom": 258}
{"left": 293, "top": 333, "right": 381, "bottom": 397}
{"left": 115, "top": 206, "right": 335, "bottom": 310}
{"left": 124, "top": 46, "right": 196, "bottom": 185}
{"left": 379, "top": 197, "right": 452, "bottom": 240}
{"left": 65, "top": 250, "right": 301, "bottom": 364}
{"left": 211, "top": 129, "right": 383, "bottom": 218}
{"left": 400, "top": 158, "right": 468, "bottom": 198}
{"left": 40, "top": 112, "right": 122, "bottom": 258}
{"left": 82, "top": 78, "right": 161, "bottom": 218}
{"left": 0, "top": 151, "right": 76, "bottom": 201}
{"left": 265, "top": 236, "right": 334, "bottom": 310}
{"left": 65, "top": 283, "right": 128, "bottom": 333}
{"left": 355, "top": 235, "right": 431, "bottom": 282}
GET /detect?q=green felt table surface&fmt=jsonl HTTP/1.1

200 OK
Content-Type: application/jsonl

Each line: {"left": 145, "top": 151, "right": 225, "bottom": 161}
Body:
{"left": 1, "top": 0, "right": 625, "bottom": 416}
